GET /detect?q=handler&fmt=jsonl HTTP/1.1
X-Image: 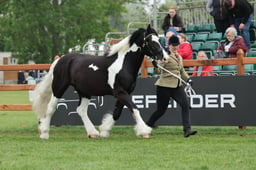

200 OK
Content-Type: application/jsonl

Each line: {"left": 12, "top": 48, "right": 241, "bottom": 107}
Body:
{"left": 147, "top": 35, "right": 197, "bottom": 137}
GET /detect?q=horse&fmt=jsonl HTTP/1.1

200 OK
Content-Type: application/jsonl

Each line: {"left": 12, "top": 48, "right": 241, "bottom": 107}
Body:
{"left": 32, "top": 24, "right": 168, "bottom": 139}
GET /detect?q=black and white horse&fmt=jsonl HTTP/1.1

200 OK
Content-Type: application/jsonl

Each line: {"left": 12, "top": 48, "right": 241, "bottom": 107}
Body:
{"left": 32, "top": 25, "right": 168, "bottom": 139}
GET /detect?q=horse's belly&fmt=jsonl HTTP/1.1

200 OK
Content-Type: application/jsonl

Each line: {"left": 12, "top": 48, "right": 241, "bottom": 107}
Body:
{"left": 78, "top": 84, "right": 112, "bottom": 96}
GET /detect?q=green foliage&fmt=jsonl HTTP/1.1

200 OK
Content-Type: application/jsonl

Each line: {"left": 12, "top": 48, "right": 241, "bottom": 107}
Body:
{"left": 0, "top": 0, "right": 126, "bottom": 64}
{"left": 159, "top": 0, "right": 177, "bottom": 12}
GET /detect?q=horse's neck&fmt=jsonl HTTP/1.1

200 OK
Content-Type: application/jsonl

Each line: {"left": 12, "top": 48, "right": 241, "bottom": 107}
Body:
{"left": 124, "top": 50, "right": 145, "bottom": 75}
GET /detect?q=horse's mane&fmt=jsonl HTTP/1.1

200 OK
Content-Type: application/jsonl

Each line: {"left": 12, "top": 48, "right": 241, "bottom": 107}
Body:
{"left": 107, "top": 28, "right": 146, "bottom": 57}
{"left": 108, "top": 36, "right": 130, "bottom": 56}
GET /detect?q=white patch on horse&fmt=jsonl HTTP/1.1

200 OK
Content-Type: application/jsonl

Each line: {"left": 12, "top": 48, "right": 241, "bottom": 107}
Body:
{"left": 107, "top": 44, "right": 139, "bottom": 89}
{"left": 88, "top": 64, "right": 99, "bottom": 71}
{"left": 151, "top": 34, "right": 160, "bottom": 43}
{"left": 151, "top": 34, "right": 170, "bottom": 60}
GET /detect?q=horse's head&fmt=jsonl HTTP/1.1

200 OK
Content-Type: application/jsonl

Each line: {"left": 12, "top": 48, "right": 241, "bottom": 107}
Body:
{"left": 143, "top": 25, "right": 169, "bottom": 61}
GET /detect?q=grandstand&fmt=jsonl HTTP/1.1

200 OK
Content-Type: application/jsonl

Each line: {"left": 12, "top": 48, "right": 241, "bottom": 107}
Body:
{"left": 145, "top": 0, "right": 256, "bottom": 76}
{"left": 81, "top": 0, "right": 256, "bottom": 76}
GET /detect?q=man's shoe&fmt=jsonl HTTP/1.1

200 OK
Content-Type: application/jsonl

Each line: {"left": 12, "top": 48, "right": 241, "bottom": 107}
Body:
{"left": 184, "top": 129, "right": 197, "bottom": 138}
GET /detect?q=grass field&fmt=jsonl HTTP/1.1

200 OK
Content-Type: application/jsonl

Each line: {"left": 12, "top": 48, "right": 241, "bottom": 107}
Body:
{"left": 1, "top": 91, "right": 256, "bottom": 170}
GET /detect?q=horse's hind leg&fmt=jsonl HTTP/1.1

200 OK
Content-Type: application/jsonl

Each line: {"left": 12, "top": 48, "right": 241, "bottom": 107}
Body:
{"left": 39, "top": 95, "right": 59, "bottom": 139}
{"left": 77, "top": 97, "right": 99, "bottom": 138}
{"left": 99, "top": 101, "right": 123, "bottom": 138}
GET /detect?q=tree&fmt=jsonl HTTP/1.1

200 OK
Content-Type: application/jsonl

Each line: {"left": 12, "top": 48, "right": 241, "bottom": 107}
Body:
{"left": 0, "top": 0, "right": 126, "bottom": 63}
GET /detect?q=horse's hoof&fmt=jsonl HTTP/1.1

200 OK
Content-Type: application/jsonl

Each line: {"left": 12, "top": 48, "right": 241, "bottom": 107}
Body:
{"left": 138, "top": 134, "right": 150, "bottom": 138}
{"left": 99, "top": 131, "right": 110, "bottom": 138}
{"left": 88, "top": 134, "right": 98, "bottom": 138}
{"left": 40, "top": 133, "right": 49, "bottom": 140}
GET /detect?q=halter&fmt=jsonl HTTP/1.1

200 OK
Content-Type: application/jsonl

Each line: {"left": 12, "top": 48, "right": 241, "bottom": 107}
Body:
{"left": 156, "top": 64, "right": 196, "bottom": 98}
{"left": 143, "top": 33, "right": 158, "bottom": 47}
{"left": 144, "top": 33, "right": 156, "bottom": 41}
{"left": 143, "top": 33, "right": 159, "bottom": 57}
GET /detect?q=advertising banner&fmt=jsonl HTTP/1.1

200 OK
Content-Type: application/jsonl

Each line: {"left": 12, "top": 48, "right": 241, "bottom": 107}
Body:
{"left": 51, "top": 76, "right": 256, "bottom": 126}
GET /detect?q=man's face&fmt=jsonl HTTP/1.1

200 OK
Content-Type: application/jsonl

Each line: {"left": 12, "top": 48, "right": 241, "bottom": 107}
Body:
{"left": 168, "top": 8, "right": 176, "bottom": 18}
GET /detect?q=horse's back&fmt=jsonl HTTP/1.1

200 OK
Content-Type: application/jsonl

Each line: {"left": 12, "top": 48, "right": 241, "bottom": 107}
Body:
{"left": 52, "top": 53, "right": 114, "bottom": 98}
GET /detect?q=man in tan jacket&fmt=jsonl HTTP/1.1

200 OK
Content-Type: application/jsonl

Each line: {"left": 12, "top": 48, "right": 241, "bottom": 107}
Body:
{"left": 147, "top": 35, "right": 197, "bottom": 137}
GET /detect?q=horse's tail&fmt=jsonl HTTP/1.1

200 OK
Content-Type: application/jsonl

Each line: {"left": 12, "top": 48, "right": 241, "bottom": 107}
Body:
{"left": 32, "top": 58, "right": 59, "bottom": 119}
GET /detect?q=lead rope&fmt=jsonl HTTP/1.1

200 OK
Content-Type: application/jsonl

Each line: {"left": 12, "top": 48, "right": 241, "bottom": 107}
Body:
{"left": 156, "top": 64, "right": 196, "bottom": 97}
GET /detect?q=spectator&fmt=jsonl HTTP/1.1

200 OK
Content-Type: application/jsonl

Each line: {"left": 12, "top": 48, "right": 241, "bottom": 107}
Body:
{"left": 177, "top": 33, "right": 193, "bottom": 60}
{"left": 206, "top": 0, "right": 231, "bottom": 35}
{"left": 29, "top": 70, "right": 38, "bottom": 79}
{"left": 217, "top": 27, "right": 247, "bottom": 58}
{"left": 163, "top": 30, "right": 178, "bottom": 52}
{"left": 192, "top": 51, "right": 214, "bottom": 77}
{"left": 17, "top": 71, "right": 26, "bottom": 84}
{"left": 224, "top": 0, "right": 253, "bottom": 48}
{"left": 162, "top": 7, "right": 184, "bottom": 35}
{"left": 147, "top": 35, "right": 197, "bottom": 138}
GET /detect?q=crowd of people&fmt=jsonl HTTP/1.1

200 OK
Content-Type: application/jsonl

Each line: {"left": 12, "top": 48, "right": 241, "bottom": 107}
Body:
{"left": 147, "top": 0, "right": 254, "bottom": 137}
{"left": 159, "top": 0, "right": 253, "bottom": 76}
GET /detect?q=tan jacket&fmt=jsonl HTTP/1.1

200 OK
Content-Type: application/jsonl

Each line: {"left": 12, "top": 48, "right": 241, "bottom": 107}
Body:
{"left": 155, "top": 52, "right": 190, "bottom": 88}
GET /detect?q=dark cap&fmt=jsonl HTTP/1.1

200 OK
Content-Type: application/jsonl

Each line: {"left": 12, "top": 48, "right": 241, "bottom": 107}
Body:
{"left": 168, "top": 35, "right": 180, "bottom": 46}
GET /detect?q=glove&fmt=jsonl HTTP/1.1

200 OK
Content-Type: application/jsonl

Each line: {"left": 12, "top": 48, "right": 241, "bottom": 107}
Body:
{"left": 152, "top": 60, "right": 158, "bottom": 68}
{"left": 187, "top": 79, "right": 193, "bottom": 86}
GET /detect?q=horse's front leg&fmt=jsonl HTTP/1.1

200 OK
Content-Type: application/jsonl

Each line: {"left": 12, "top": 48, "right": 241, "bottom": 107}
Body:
{"left": 77, "top": 97, "right": 99, "bottom": 138}
{"left": 113, "top": 90, "right": 152, "bottom": 138}
{"left": 99, "top": 100, "right": 123, "bottom": 138}
{"left": 131, "top": 107, "right": 152, "bottom": 138}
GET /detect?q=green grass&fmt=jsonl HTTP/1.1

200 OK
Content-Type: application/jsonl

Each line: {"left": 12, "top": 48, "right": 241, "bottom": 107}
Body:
{"left": 0, "top": 91, "right": 31, "bottom": 104}
{"left": 1, "top": 91, "right": 256, "bottom": 170}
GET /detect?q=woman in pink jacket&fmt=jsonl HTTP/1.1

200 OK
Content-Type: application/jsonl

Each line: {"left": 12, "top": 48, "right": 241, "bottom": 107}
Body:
{"left": 178, "top": 33, "right": 193, "bottom": 60}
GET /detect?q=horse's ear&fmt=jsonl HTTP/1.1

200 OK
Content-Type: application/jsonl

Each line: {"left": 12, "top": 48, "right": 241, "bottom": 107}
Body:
{"left": 147, "top": 24, "right": 151, "bottom": 32}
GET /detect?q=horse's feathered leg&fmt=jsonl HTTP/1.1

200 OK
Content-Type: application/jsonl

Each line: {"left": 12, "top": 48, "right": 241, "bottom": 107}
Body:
{"left": 99, "top": 101, "right": 123, "bottom": 138}
{"left": 113, "top": 89, "right": 152, "bottom": 138}
{"left": 77, "top": 97, "right": 99, "bottom": 138}
{"left": 132, "top": 108, "right": 152, "bottom": 138}
{"left": 39, "top": 96, "right": 59, "bottom": 139}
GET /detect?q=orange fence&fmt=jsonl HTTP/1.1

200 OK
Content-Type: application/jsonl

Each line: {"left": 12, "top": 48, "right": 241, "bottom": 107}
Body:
{"left": 1, "top": 49, "right": 256, "bottom": 111}
{"left": 141, "top": 49, "right": 256, "bottom": 77}
{"left": 0, "top": 64, "right": 51, "bottom": 110}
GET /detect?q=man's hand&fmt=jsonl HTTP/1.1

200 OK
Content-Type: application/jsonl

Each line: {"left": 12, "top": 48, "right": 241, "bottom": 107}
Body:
{"left": 239, "top": 23, "right": 245, "bottom": 30}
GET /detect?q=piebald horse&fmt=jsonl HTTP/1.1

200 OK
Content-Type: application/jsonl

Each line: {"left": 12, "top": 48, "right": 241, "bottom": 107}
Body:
{"left": 32, "top": 25, "right": 168, "bottom": 139}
